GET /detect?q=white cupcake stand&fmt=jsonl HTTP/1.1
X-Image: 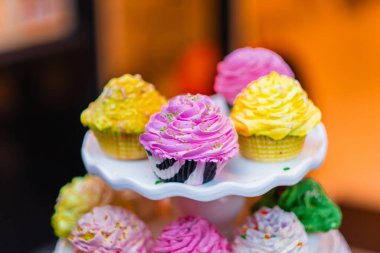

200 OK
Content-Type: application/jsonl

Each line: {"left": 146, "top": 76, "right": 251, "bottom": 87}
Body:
{"left": 54, "top": 95, "right": 351, "bottom": 253}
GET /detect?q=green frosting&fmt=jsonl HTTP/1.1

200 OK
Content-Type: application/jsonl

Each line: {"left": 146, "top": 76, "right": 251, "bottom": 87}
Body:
{"left": 252, "top": 178, "right": 342, "bottom": 233}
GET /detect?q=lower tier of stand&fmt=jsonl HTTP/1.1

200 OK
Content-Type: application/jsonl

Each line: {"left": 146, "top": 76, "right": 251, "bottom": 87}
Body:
{"left": 53, "top": 195, "right": 351, "bottom": 253}
{"left": 54, "top": 229, "right": 351, "bottom": 253}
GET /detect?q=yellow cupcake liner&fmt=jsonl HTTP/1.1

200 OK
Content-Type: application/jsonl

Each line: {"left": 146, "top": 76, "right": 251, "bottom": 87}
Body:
{"left": 92, "top": 129, "right": 146, "bottom": 160}
{"left": 238, "top": 135, "right": 305, "bottom": 162}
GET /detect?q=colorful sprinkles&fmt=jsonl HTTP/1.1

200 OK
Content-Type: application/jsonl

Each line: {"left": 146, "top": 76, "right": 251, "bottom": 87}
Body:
{"left": 283, "top": 167, "right": 290, "bottom": 171}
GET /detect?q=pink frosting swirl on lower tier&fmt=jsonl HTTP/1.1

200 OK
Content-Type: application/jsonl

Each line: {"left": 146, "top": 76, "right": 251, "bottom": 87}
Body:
{"left": 69, "top": 205, "right": 153, "bottom": 253}
{"left": 153, "top": 216, "right": 231, "bottom": 253}
{"left": 214, "top": 47, "right": 294, "bottom": 104}
{"left": 140, "top": 94, "right": 238, "bottom": 162}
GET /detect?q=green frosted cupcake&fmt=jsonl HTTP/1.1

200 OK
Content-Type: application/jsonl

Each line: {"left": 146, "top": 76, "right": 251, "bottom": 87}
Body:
{"left": 251, "top": 178, "right": 342, "bottom": 233}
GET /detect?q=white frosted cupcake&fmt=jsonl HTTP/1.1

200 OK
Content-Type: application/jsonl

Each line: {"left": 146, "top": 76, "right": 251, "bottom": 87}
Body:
{"left": 233, "top": 206, "right": 308, "bottom": 253}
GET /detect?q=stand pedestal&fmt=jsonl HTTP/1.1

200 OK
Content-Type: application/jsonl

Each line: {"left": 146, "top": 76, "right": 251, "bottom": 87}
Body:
{"left": 81, "top": 123, "right": 327, "bottom": 201}
{"left": 174, "top": 196, "right": 246, "bottom": 239}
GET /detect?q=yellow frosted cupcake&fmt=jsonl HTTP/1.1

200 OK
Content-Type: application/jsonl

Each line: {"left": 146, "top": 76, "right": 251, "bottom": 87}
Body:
{"left": 230, "top": 72, "right": 321, "bottom": 162}
{"left": 51, "top": 175, "right": 114, "bottom": 238}
{"left": 81, "top": 74, "right": 167, "bottom": 160}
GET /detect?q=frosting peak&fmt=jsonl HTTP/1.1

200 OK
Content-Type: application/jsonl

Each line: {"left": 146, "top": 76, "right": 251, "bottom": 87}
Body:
{"left": 214, "top": 47, "right": 294, "bottom": 104}
{"left": 153, "top": 216, "right": 231, "bottom": 253}
{"left": 140, "top": 94, "right": 238, "bottom": 162}
{"left": 231, "top": 72, "right": 321, "bottom": 140}
{"left": 233, "top": 206, "right": 308, "bottom": 253}
{"left": 81, "top": 74, "right": 166, "bottom": 134}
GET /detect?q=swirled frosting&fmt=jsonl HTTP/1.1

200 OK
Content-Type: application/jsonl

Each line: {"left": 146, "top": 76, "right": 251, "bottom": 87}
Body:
{"left": 70, "top": 205, "right": 154, "bottom": 253}
{"left": 51, "top": 175, "right": 113, "bottom": 238}
{"left": 233, "top": 206, "right": 308, "bottom": 253}
{"left": 214, "top": 47, "right": 294, "bottom": 105}
{"left": 140, "top": 94, "right": 238, "bottom": 162}
{"left": 278, "top": 178, "right": 342, "bottom": 233}
{"left": 81, "top": 74, "right": 166, "bottom": 134}
{"left": 152, "top": 216, "right": 231, "bottom": 253}
{"left": 231, "top": 72, "right": 321, "bottom": 140}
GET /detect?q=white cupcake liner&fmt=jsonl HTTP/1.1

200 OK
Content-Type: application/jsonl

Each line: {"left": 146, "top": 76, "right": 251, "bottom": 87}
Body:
{"left": 146, "top": 150, "right": 227, "bottom": 186}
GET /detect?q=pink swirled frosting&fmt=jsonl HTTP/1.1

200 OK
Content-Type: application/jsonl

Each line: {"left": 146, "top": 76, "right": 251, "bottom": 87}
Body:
{"left": 140, "top": 94, "right": 238, "bottom": 162}
{"left": 69, "top": 205, "right": 153, "bottom": 253}
{"left": 152, "top": 216, "right": 231, "bottom": 253}
{"left": 214, "top": 47, "right": 294, "bottom": 104}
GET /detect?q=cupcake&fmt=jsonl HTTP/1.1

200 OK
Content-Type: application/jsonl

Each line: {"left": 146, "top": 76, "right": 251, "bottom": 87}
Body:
{"left": 140, "top": 94, "right": 238, "bottom": 185}
{"left": 214, "top": 47, "right": 294, "bottom": 107}
{"left": 69, "top": 205, "right": 154, "bottom": 253}
{"left": 252, "top": 178, "right": 342, "bottom": 233}
{"left": 233, "top": 206, "right": 308, "bottom": 253}
{"left": 81, "top": 74, "right": 166, "bottom": 160}
{"left": 279, "top": 178, "right": 342, "bottom": 233}
{"left": 230, "top": 72, "right": 321, "bottom": 162}
{"left": 51, "top": 175, "right": 113, "bottom": 238}
{"left": 153, "top": 216, "right": 231, "bottom": 253}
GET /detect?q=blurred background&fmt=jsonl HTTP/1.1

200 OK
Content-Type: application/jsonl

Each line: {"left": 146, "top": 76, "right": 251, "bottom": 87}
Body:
{"left": 0, "top": 0, "right": 379, "bottom": 252}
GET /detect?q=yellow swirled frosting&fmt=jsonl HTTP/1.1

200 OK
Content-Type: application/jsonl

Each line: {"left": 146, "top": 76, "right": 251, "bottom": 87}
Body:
{"left": 231, "top": 72, "right": 321, "bottom": 140}
{"left": 51, "top": 175, "right": 114, "bottom": 238}
{"left": 81, "top": 74, "right": 167, "bottom": 134}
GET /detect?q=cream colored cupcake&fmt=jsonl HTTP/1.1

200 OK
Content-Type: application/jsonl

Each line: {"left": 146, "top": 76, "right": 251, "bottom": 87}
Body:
{"left": 69, "top": 205, "right": 154, "bottom": 253}
{"left": 81, "top": 74, "right": 166, "bottom": 160}
{"left": 230, "top": 72, "right": 321, "bottom": 162}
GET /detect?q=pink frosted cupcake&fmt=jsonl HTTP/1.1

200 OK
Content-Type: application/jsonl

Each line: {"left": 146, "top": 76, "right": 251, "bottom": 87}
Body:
{"left": 233, "top": 206, "right": 308, "bottom": 253}
{"left": 69, "top": 205, "right": 153, "bottom": 253}
{"left": 153, "top": 216, "right": 231, "bottom": 253}
{"left": 140, "top": 94, "right": 238, "bottom": 185}
{"left": 214, "top": 47, "right": 294, "bottom": 106}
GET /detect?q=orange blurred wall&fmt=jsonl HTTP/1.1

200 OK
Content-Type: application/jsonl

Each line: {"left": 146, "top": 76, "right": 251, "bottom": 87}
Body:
{"left": 95, "top": 0, "right": 220, "bottom": 97}
{"left": 231, "top": 0, "right": 380, "bottom": 210}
